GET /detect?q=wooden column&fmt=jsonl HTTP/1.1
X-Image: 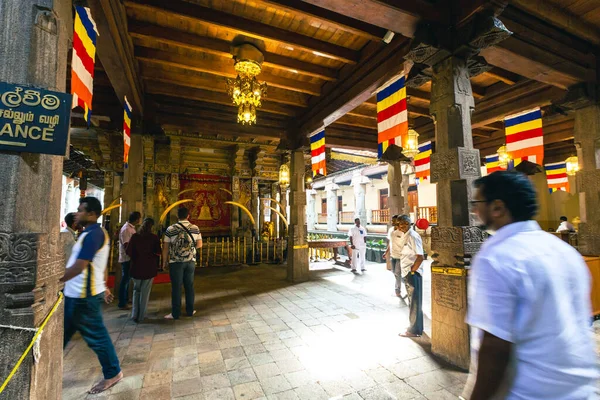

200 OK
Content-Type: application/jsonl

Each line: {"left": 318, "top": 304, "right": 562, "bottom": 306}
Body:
{"left": 121, "top": 135, "right": 144, "bottom": 222}
{"left": 287, "top": 150, "right": 309, "bottom": 282}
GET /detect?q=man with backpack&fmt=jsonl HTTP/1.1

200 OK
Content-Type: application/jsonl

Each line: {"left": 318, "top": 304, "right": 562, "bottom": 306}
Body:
{"left": 162, "top": 207, "right": 202, "bottom": 319}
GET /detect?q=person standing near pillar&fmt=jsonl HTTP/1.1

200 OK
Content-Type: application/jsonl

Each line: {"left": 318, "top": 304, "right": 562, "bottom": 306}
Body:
{"left": 396, "top": 215, "right": 424, "bottom": 337}
{"left": 61, "top": 212, "right": 80, "bottom": 261}
{"left": 126, "top": 218, "right": 161, "bottom": 323}
{"left": 464, "top": 172, "right": 597, "bottom": 399}
{"left": 384, "top": 215, "right": 406, "bottom": 299}
{"left": 348, "top": 218, "right": 367, "bottom": 273}
{"left": 162, "top": 207, "right": 202, "bottom": 319}
{"left": 60, "top": 197, "right": 123, "bottom": 394}
{"left": 118, "top": 211, "right": 141, "bottom": 309}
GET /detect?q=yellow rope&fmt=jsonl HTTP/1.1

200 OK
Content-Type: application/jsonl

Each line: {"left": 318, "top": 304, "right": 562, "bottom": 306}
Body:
{"left": 0, "top": 291, "right": 64, "bottom": 394}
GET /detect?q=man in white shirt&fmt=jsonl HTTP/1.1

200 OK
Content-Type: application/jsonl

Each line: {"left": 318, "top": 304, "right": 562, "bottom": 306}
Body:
{"left": 556, "top": 215, "right": 575, "bottom": 232}
{"left": 348, "top": 218, "right": 367, "bottom": 273}
{"left": 117, "top": 211, "right": 141, "bottom": 309}
{"left": 395, "top": 215, "right": 424, "bottom": 337}
{"left": 384, "top": 215, "right": 405, "bottom": 298}
{"left": 466, "top": 171, "right": 597, "bottom": 400}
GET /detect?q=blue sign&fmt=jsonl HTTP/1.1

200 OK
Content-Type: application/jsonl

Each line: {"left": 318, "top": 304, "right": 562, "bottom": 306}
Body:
{"left": 0, "top": 82, "right": 72, "bottom": 155}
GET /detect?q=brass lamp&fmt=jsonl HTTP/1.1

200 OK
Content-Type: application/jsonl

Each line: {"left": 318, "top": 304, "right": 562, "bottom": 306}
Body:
{"left": 403, "top": 129, "right": 419, "bottom": 159}
{"left": 566, "top": 156, "right": 579, "bottom": 176}
{"left": 278, "top": 164, "right": 290, "bottom": 188}
{"left": 497, "top": 145, "right": 510, "bottom": 169}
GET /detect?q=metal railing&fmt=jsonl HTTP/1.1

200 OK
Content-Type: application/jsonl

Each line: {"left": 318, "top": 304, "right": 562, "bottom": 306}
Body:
{"left": 417, "top": 206, "right": 438, "bottom": 224}
{"left": 317, "top": 213, "right": 327, "bottom": 224}
{"left": 197, "top": 237, "right": 287, "bottom": 266}
{"left": 371, "top": 209, "right": 390, "bottom": 224}
{"left": 338, "top": 211, "right": 355, "bottom": 223}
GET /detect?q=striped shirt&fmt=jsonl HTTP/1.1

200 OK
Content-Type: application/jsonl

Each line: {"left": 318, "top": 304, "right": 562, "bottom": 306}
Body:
{"left": 64, "top": 223, "right": 109, "bottom": 298}
{"left": 164, "top": 220, "right": 201, "bottom": 263}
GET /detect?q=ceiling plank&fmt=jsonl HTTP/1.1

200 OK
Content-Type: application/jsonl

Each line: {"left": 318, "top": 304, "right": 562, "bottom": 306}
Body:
{"left": 128, "top": 22, "right": 338, "bottom": 81}
{"left": 257, "top": 0, "right": 387, "bottom": 41}
{"left": 335, "top": 114, "right": 377, "bottom": 129}
{"left": 482, "top": 67, "right": 519, "bottom": 85}
{"left": 135, "top": 47, "right": 322, "bottom": 96}
{"left": 146, "top": 82, "right": 301, "bottom": 116}
{"left": 140, "top": 67, "right": 309, "bottom": 107}
{"left": 125, "top": 0, "right": 358, "bottom": 63}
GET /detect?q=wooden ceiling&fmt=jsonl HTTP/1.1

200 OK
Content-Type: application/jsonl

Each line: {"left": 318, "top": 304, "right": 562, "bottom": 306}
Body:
{"left": 70, "top": 0, "right": 600, "bottom": 175}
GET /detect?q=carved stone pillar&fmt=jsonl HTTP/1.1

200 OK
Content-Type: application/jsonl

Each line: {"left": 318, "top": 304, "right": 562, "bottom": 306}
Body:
{"left": 387, "top": 161, "right": 409, "bottom": 218}
{"left": 231, "top": 176, "right": 240, "bottom": 235}
{"left": 306, "top": 189, "right": 317, "bottom": 231}
{"left": 121, "top": 135, "right": 144, "bottom": 222}
{"left": 287, "top": 150, "right": 309, "bottom": 282}
{"left": 572, "top": 103, "right": 600, "bottom": 255}
{"left": 428, "top": 56, "right": 485, "bottom": 370}
{"left": 270, "top": 183, "right": 279, "bottom": 237}
{"left": 167, "top": 137, "right": 181, "bottom": 224}
{"left": 0, "top": 0, "right": 70, "bottom": 398}
{"left": 325, "top": 181, "right": 339, "bottom": 232}
{"left": 352, "top": 171, "right": 369, "bottom": 224}
{"left": 251, "top": 178, "right": 259, "bottom": 232}
{"left": 279, "top": 184, "right": 289, "bottom": 238}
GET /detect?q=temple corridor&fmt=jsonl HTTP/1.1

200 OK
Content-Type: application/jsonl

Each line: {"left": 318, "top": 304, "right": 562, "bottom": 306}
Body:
{"left": 62, "top": 262, "right": 469, "bottom": 400}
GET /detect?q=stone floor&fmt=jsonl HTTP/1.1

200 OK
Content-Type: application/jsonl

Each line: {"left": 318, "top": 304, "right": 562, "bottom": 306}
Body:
{"left": 61, "top": 260, "right": 468, "bottom": 400}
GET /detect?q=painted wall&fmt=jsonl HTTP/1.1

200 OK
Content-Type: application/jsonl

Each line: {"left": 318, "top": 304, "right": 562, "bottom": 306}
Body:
{"left": 531, "top": 172, "right": 579, "bottom": 232}
{"left": 339, "top": 185, "right": 354, "bottom": 212}
{"left": 417, "top": 181, "right": 437, "bottom": 208}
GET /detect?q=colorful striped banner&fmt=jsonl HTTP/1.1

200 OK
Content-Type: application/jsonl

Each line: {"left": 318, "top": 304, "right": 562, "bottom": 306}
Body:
{"left": 310, "top": 129, "right": 326, "bottom": 177}
{"left": 123, "top": 97, "right": 132, "bottom": 168}
{"left": 71, "top": 6, "right": 98, "bottom": 126}
{"left": 377, "top": 75, "right": 408, "bottom": 158}
{"left": 545, "top": 161, "right": 569, "bottom": 193}
{"left": 505, "top": 108, "right": 544, "bottom": 166}
{"left": 485, "top": 154, "right": 504, "bottom": 174}
{"left": 414, "top": 141, "right": 432, "bottom": 183}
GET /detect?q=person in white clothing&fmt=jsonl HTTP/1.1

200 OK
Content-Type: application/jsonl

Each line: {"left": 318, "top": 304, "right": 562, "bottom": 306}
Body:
{"left": 465, "top": 171, "right": 597, "bottom": 400}
{"left": 556, "top": 215, "right": 575, "bottom": 232}
{"left": 348, "top": 218, "right": 367, "bottom": 273}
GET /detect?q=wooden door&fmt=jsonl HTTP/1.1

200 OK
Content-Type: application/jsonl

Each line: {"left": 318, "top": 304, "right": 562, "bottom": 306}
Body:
{"left": 379, "top": 188, "right": 388, "bottom": 210}
{"left": 321, "top": 198, "right": 327, "bottom": 214}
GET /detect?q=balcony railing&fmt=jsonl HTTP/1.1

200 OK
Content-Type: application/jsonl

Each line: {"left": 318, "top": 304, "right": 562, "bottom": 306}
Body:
{"left": 417, "top": 206, "right": 438, "bottom": 224}
{"left": 371, "top": 209, "right": 390, "bottom": 224}
{"left": 338, "top": 211, "right": 355, "bottom": 224}
{"left": 317, "top": 213, "right": 327, "bottom": 224}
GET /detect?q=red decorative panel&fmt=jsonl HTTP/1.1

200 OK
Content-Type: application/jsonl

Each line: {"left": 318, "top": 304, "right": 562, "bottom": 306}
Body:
{"left": 179, "top": 175, "right": 232, "bottom": 235}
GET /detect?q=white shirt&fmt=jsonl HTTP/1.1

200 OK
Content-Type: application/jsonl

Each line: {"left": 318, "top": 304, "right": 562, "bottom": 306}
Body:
{"left": 556, "top": 221, "right": 575, "bottom": 232}
{"left": 348, "top": 225, "right": 367, "bottom": 249}
{"left": 118, "top": 222, "right": 136, "bottom": 262}
{"left": 398, "top": 229, "right": 423, "bottom": 277}
{"left": 163, "top": 220, "right": 202, "bottom": 263}
{"left": 467, "top": 221, "right": 598, "bottom": 400}
{"left": 388, "top": 227, "right": 406, "bottom": 259}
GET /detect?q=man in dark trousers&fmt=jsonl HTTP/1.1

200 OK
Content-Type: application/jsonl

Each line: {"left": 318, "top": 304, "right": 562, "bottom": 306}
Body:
{"left": 162, "top": 207, "right": 202, "bottom": 319}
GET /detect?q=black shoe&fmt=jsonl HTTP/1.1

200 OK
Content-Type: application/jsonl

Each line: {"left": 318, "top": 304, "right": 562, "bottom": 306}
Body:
{"left": 361, "top": 269, "right": 366, "bottom": 272}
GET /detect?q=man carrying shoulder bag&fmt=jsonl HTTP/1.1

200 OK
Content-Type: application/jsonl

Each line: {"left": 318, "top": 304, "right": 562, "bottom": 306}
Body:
{"left": 162, "top": 207, "right": 202, "bottom": 320}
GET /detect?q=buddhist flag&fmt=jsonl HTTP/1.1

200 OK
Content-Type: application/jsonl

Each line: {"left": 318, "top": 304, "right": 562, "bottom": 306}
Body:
{"left": 485, "top": 154, "right": 504, "bottom": 174}
{"left": 310, "top": 129, "right": 326, "bottom": 177}
{"left": 377, "top": 75, "right": 408, "bottom": 158}
{"left": 414, "top": 141, "right": 432, "bottom": 184}
{"left": 545, "top": 161, "right": 569, "bottom": 193}
{"left": 123, "top": 97, "right": 132, "bottom": 168}
{"left": 71, "top": 6, "right": 99, "bottom": 126}
{"left": 505, "top": 108, "right": 544, "bottom": 167}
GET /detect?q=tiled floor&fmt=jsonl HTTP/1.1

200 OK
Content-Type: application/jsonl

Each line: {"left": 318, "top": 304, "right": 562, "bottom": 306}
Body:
{"left": 62, "top": 260, "right": 467, "bottom": 400}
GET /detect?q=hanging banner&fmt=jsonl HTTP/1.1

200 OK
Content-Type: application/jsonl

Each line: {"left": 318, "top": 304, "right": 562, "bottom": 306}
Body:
{"left": 0, "top": 82, "right": 71, "bottom": 155}
{"left": 376, "top": 74, "right": 408, "bottom": 158}
{"left": 71, "top": 6, "right": 98, "bottom": 126}
{"left": 504, "top": 107, "right": 544, "bottom": 166}
{"left": 123, "top": 96, "right": 132, "bottom": 168}
{"left": 309, "top": 128, "right": 326, "bottom": 177}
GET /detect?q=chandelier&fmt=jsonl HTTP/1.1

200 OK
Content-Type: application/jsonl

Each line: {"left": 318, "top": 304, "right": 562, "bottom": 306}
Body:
{"left": 226, "top": 44, "right": 267, "bottom": 125}
{"left": 566, "top": 156, "right": 579, "bottom": 176}
{"left": 497, "top": 145, "right": 511, "bottom": 168}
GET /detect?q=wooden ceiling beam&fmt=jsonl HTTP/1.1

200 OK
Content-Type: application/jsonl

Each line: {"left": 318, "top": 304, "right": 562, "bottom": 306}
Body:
{"left": 87, "top": 0, "right": 144, "bottom": 115}
{"left": 135, "top": 47, "right": 322, "bottom": 96}
{"left": 482, "top": 67, "right": 519, "bottom": 85}
{"left": 146, "top": 82, "right": 300, "bottom": 116}
{"left": 156, "top": 113, "right": 284, "bottom": 140}
{"left": 257, "top": 0, "right": 387, "bottom": 41}
{"left": 297, "top": 36, "right": 410, "bottom": 136}
{"left": 127, "top": 22, "right": 338, "bottom": 81}
{"left": 125, "top": 0, "right": 358, "bottom": 64}
{"left": 298, "top": 0, "right": 442, "bottom": 38}
{"left": 140, "top": 65, "right": 310, "bottom": 107}
{"left": 335, "top": 114, "right": 376, "bottom": 129}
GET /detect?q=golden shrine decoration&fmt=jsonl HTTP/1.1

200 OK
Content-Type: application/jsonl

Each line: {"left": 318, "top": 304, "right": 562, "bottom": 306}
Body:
{"left": 226, "top": 44, "right": 267, "bottom": 125}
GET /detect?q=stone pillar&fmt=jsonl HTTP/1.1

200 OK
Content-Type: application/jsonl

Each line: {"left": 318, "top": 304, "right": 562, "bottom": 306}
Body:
{"left": 121, "top": 135, "right": 144, "bottom": 222}
{"left": 279, "top": 185, "right": 289, "bottom": 238}
{"left": 325, "top": 182, "right": 339, "bottom": 232}
{"left": 352, "top": 171, "right": 369, "bottom": 224}
{"left": 270, "top": 183, "right": 279, "bottom": 237}
{"left": 428, "top": 56, "right": 485, "bottom": 370}
{"left": 251, "top": 178, "right": 259, "bottom": 232}
{"left": 231, "top": 176, "right": 240, "bottom": 235}
{"left": 168, "top": 137, "right": 181, "bottom": 223}
{"left": 387, "top": 161, "right": 409, "bottom": 218}
{"left": 287, "top": 150, "right": 309, "bottom": 282}
{"left": 573, "top": 104, "right": 600, "bottom": 255}
{"left": 145, "top": 172, "right": 155, "bottom": 219}
{"left": 306, "top": 189, "right": 317, "bottom": 231}
{"left": 0, "top": 0, "right": 70, "bottom": 398}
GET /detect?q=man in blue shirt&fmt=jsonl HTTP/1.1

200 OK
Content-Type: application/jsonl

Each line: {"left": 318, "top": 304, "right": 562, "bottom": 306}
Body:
{"left": 60, "top": 197, "right": 122, "bottom": 394}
